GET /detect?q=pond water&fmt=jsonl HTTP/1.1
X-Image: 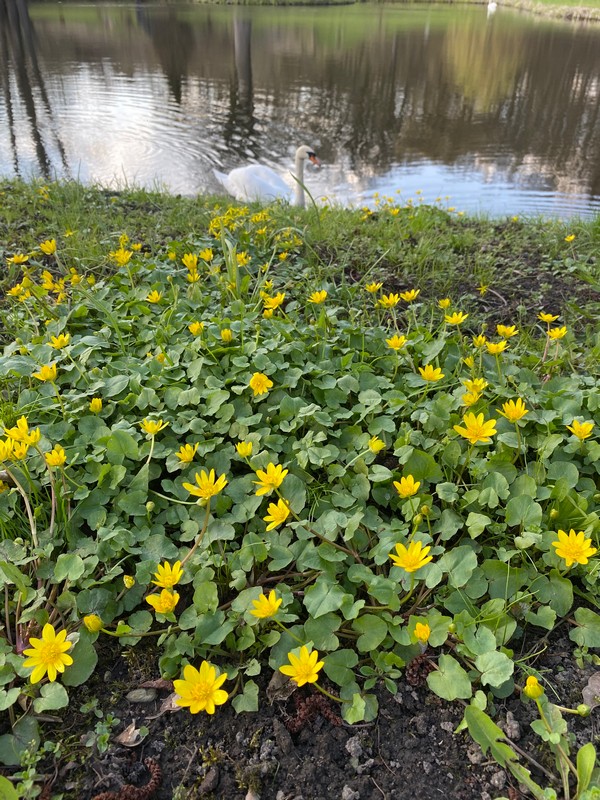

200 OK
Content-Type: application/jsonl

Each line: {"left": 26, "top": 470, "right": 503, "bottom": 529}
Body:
{"left": 2, "top": 0, "right": 600, "bottom": 217}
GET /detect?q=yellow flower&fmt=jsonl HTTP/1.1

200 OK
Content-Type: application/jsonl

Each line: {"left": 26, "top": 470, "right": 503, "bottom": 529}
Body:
{"left": 45, "top": 445, "right": 66, "bottom": 467}
{"left": 378, "top": 293, "right": 400, "bottom": 309}
{"left": 254, "top": 463, "right": 288, "bottom": 496}
{"left": 453, "top": 412, "right": 497, "bottom": 445}
{"left": 472, "top": 334, "right": 487, "bottom": 348}
{"left": 365, "top": 282, "right": 383, "bottom": 293}
{"left": 220, "top": 328, "right": 233, "bottom": 343}
{"left": 89, "top": 398, "right": 103, "bottom": 413}
{"left": 188, "top": 321, "right": 204, "bottom": 336}
{"left": 249, "top": 372, "right": 274, "bottom": 397}
{"left": 437, "top": 298, "right": 451, "bottom": 309}
{"left": 0, "top": 480, "right": 9, "bottom": 493}
{"left": 461, "top": 391, "right": 481, "bottom": 407}
{"left": 463, "top": 356, "right": 474, "bottom": 369}
{"left": 564, "top": 234, "right": 575, "bottom": 243}
{"left": 183, "top": 469, "right": 228, "bottom": 500}
{"left": 414, "top": 621, "right": 431, "bottom": 644}
{"left": 278, "top": 251, "right": 289, "bottom": 262}
{"left": 182, "top": 253, "right": 198, "bottom": 271}
{"left": 386, "top": 334, "right": 407, "bottom": 351}
{"left": 41, "top": 270, "right": 55, "bottom": 290}
{"left": 400, "top": 289, "right": 420, "bottom": 303}
{"left": 4, "top": 416, "right": 32, "bottom": 443}
{"left": 567, "top": 419, "right": 594, "bottom": 441}
{"left": 462, "top": 378, "right": 487, "bottom": 394}
{"left": 152, "top": 560, "right": 183, "bottom": 590}
{"left": 445, "top": 311, "right": 468, "bottom": 325}
{"left": 174, "top": 661, "right": 228, "bottom": 715}
{"left": 368, "top": 436, "right": 385, "bottom": 454}
{"left": 263, "top": 499, "right": 291, "bottom": 531}
{"left": 176, "top": 443, "right": 199, "bottom": 463}
{"left": 279, "top": 646, "right": 324, "bottom": 687}
{"left": 123, "top": 575, "right": 135, "bottom": 589}
{"left": 22, "top": 623, "right": 73, "bottom": 684}
{"left": 552, "top": 529, "right": 597, "bottom": 568}
{"left": 199, "top": 248, "right": 214, "bottom": 262}
{"left": 548, "top": 326, "right": 567, "bottom": 340}
{"left": 131, "top": 243, "right": 142, "bottom": 251}
{"left": 39, "top": 239, "right": 57, "bottom": 256}
{"left": 523, "top": 676, "right": 544, "bottom": 700}
{"left": 389, "top": 540, "right": 433, "bottom": 573}
{"left": 394, "top": 475, "right": 420, "bottom": 498}
{"left": 110, "top": 247, "right": 133, "bottom": 266}
{"left": 83, "top": 614, "right": 103, "bottom": 633}
{"left": 477, "top": 284, "right": 489, "bottom": 296}
{"left": 309, "top": 290, "right": 328, "bottom": 304}
{"left": 237, "top": 251, "right": 251, "bottom": 267}
{"left": 498, "top": 398, "right": 528, "bottom": 422}
{"left": 263, "top": 309, "right": 274, "bottom": 319}
{"left": 147, "top": 290, "right": 162, "bottom": 304}
{"left": 236, "top": 441, "right": 253, "bottom": 458}
{"left": 49, "top": 333, "right": 70, "bottom": 349}
{"left": 146, "top": 589, "right": 179, "bottom": 615}
{"left": 418, "top": 364, "right": 444, "bottom": 382}
{"left": 264, "top": 292, "right": 286, "bottom": 311}
{"left": 250, "top": 590, "right": 283, "bottom": 619}
{"left": 496, "top": 324, "right": 518, "bottom": 338}
{"left": 32, "top": 363, "right": 57, "bottom": 382}
{"left": 11, "top": 442, "right": 29, "bottom": 460}
{"left": 186, "top": 270, "right": 200, "bottom": 284}
{"left": 486, "top": 340, "right": 508, "bottom": 355}
{"left": 140, "top": 419, "right": 169, "bottom": 437}
{"left": 538, "top": 312, "right": 559, "bottom": 323}
{"left": 7, "top": 253, "right": 28, "bottom": 264}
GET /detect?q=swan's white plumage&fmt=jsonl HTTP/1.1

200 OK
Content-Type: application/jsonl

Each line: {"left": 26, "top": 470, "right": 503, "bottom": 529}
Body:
{"left": 213, "top": 145, "right": 320, "bottom": 207}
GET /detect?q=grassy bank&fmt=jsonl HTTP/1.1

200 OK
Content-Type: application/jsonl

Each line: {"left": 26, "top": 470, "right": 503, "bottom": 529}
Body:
{"left": 0, "top": 180, "right": 600, "bottom": 797}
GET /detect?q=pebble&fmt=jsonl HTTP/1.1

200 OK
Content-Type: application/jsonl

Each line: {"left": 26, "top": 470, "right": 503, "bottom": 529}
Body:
{"left": 490, "top": 770, "right": 507, "bottom": 789}
{"left": 198, "top": 766, "right": 220, "bottom": 794}
{"left": 467, "top": 743, "right": 485, "bottom": 765}
{"left": 421, "top": 761, "right": 433, "bottom": 775}
{"left": 126, "top": 688, "right": 157, "bottom": 704}
{"left": 440, "top": 721, "right": 455, "bottom": 733}
{"left": 260, "top": 739, "right": 275, "bottom": 760}
{"left": 345, "top": 736, "right": 363, "bottom": 759}
{"left": 414, "top": 714, "right": 428, "bottom": 735}
{"left": 503, "top": 711, "right": 521, "bottom": 741}
{"left": 341, "top": 787, "right": 360, "bottom": 800}
{"left": 356, "top": 758, "right": 374, "bottom": 775}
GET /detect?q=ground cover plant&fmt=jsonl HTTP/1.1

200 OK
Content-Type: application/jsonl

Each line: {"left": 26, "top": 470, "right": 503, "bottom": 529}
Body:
{"left": 0, "top": 180, "right": 599, "bottom": 799}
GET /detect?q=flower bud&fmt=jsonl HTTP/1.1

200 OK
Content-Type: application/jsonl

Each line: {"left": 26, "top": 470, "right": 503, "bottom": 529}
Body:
{"left": 413, "top": 513, "right": 423, "bottom": 526}
{"left": 549, "top": 509, "right": 559, "bottom": 520}
{"left": 523, "top": 675, "right": 544, "bottom": 700}
{"left": 146, "top": 501, "right": 155, "bottom": 513}
{"left": 123, "top": 575, "right": 135, "bottom": 589}
{"left": 420, "top": 505, "right": 430, "bottom": 517}
{"left": 577, "top": 704, "right": 591, "bottom": 718}
{"left": 83, "top": 614, "right": 103, "bottom": 633}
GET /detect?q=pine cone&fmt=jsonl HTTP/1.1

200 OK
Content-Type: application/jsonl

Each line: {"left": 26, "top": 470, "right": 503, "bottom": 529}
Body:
{"left": 405, "top": 654, "right": 434, "bottom": 687}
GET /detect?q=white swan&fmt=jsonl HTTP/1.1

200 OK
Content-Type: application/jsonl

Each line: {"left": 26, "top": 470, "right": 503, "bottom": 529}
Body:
{"left": 213, "top": 145, "right": 321, "bottom": 208}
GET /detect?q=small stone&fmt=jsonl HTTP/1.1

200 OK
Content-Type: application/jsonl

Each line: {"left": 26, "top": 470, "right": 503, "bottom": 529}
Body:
{"left": 356, "top": 758, "right": 374, "bottom": 775}
{"left": 467, "top": 744, "right": 484, "bottom": 765}
{"left": 503, "top": 711, "right": 521, "bottom": 741}
{"left": 414, "top": 714, "right": 428, "bottom": 735}
{"left": 345, "top": 736, "right": 363, "bottom": 759}
{"left": 421, "top": 761, "right": 432, "bottom": 775}
{"left": 341, "top": 787, "right": 360, "bottom": 800}
{"left": 490, "top": 770, "right": 507, "bottom": 789}
{"left": 198, "top": 766, "right": 220, "bottom": 795}
{"left": 440, "top": 721, "right": 454, "bottom": 733}
{"left": 260, "top": 739, "right": 275, "bottom": 760}
{"left": 126, "top": 688, "right": 157, "bottom": 704}
{"left": 246, "top": 791, "right": 260, "bottom": 800}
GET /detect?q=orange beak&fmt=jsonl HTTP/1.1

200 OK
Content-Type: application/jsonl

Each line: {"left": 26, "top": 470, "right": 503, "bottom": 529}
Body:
{"left": 309, "top": 154, "right": 321, "bottom": 168}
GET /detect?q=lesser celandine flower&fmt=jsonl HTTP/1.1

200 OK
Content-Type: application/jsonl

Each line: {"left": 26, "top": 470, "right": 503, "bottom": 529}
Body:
{"left": 472, "top": 334, "right": 487, "bottom": 348}
{"left": 39, "top": 239, "right": 57, "bottom": 256}
{"left": 220, "top": 329, "right": 233, "bottom": 343}
{"left": 89, "top": 398, "right": 102, "bottom": 413}
{"left": 263, "top": 309, "right": 274, "bottom": 319}
{"left": 152, "top": 560, "right": 183, "bottom": 589}
{"left": 463, "top": 356, "right": 475, "bottom": 369}
{"left": 33, "top": 363, "right": 57, "bottom": 382}
{"left": 250, "top": 590, "right": 282, "bottom": 619}
{"left": 394, "top": 475, "right": 420, "bottom": 498}
{"left": 309, "top": 290, "right": 328, "bottom": 304}
{"left": 236, "top": 441, "right": 253, "bottom": 458}
{"left": 461, "top": 391, "right": 480, "bottom": 407}
{"left": 12, "top": 441, "right": 29, "bottom": 460}
{"left": 263, "top": 499, "right": 291, "bottom": 531}
{"left": 567, "top": 419, "right": 594, "bottom": 441}
{"left": 538, "top": 312, "right": 559, "bottom": 323}
{"left": 183, "top": 469, "right": 228, "bottom": 500}
{"left": 368, "top": 436, "right": 385, "bottom": 454}
{"left": 365, "top": 282, "right": 383, "bottom": 293}
{"left": 249, "top": 372, "right": 274, "bottom": 397}
{"left": 140, "top": 419, "right": 169, "bottom": 437}
{"left": 463, "top": 378, "right": 487, "bottom": 394}
{"left": 146, "top": 589, "right": 179, "bottom": 615}
{"left": 486, "top": 340, "right": 508, "bottom": 355}
{"left": 147, "top": 290, "right": 162, "bottom": 304}
{"left": 279, "top": 646, "right": 324, "bottom": 687}
{"left": 174, "top": 661, "right": 228, "bottom": 715}
{"left": 378, "top": 293, "right": 400, "bottom": 309}
{"left": 110, "top": 247, "right": 132, "bottom": 266}
{"left": 523, "top": 675, "right": 544, "bottom": 700}
{"left": 83, "top": 614, "right": 103, "bottom": 633}
{"left": 453, "top": 412, "right": 497, "bottom": 445}
{"left": 386, "top": 334, "right": 407, "bottom": 351}
{"left": 552, "top": 529, "right": 597, "bottom": 568}
{"left": 389, "top": 540, "right": 433, "bottom": 573}
{"left": 498, "top": 398, "right": 528, "bottom": 422}
{"left": 49, "top": 333, "right": 70, "bottom": 349}
{"left": 400, "top": 289, "right": 420, "bottom": 303}
{"left": 45, "top": 445, "right": 66, "bottom": 467}
{"left": 4, "top": 416, "right": 35, "bottom": 443}
{"left": 564, "top": 234, "right": 575, "bottom": 243}
{"left": 182, "top": 253, "right": 198, "bottom": 271}
{"left": 445, "top": 311, "right": 468, "bottom": 325}
{"left": 189, "top": 322, "right": 204, "bottom": 336}
{"left": 264, "top": 292, "right": 286, "bottom": 311}
{"left": 438, "top": 298, "right": 451, "bottom": 309}
{"left": 548, "top": 326, "right": 567, "bottom": 340}
{"left": 254, "top": 463, "right": 288, "bottom": 496}
{"left": 414, "top": 622, "right": 431, "bottom": 644}
{"left": 176, "top": 443, "right": 199, "bottom": 463}
{"left": 7, "top": 253, "right": 28, "bottom": 264}
{"left": 123, "top": 575, "right": 135, "bottom": 589}
{"left": 237, "top": 252, "right": 250, "bottom": 267}
{"left": 22, "top": 623, "right": 73, "bottom": 683}
{"left": 199, "top": 248, "right": 214, "bottom": 262}
{"left": 497, "top": 324, "right": 518, "bottom": 338}
{"left": 418, "top": 364, "right": 444, "bottom": 382}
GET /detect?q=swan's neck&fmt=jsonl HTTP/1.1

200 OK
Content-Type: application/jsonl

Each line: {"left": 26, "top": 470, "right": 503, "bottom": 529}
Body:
{"left": 293, "top": 153, "right": 306, "bottom": 208}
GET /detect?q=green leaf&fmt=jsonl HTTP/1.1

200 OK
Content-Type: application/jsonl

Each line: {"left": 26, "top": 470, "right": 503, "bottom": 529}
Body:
{"left": 475, "top": 650, "right": 514, "bottom": 688}
{"left": 304, "top": 578, "right": 351, "bottom": 619}
{"left": 53, "top": 553, "right": 85, "bottom": 583}
{"left": 106, "top": 429, "right": 139, "bottom": 463}
{"left": 343, "top": 692, "right": 366, "bottom": 724}
{"left": 232, "top": 680, "right": 259, "bottom": 713}
{"left": 0, "top": 775, "right": 19, "bottom": 800}
{"left": 505, "top": 495, "right": 542, "bottom": 529}
{"left": 534, "top": 570, "right": 573, "bottom": 617}
{"left": 570, "top": 608, "right": 600, "bottom": 648}
{"left": 352, "top": 615, "right": 389, "bottom": 652}
{"left": 62, "top": 635, "right": 98, "bottom": 687}
{"left": 427, "top": 654, "right": 472, "bottom": 700}
{"left": 438, "top": 545, "right": 477, "bottom": 588}
{"left": 464, "top": 706, "right": 516, "bottom": 768}
{"left": 322, "top": 649, "right": 359, "bottom": 687}
{"left": 466, "top": 512, "right": 492, "bottom": 538}
{"left": 577, "top": 743, "right": 597, "bottom": 796}
{"left": 0, "top": 716, "right": 39, "bottom": 766}
{"left": 401, "top": 449, "right": 443, "bottom": 483}
{"left": 0, "top": 689, "right": 20, "bottom": 712}
{"left": 33, "top": 682, "right": 69, "bottom": 713}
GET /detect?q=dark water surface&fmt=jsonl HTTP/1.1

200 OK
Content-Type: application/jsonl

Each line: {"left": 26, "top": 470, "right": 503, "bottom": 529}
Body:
{"left": 2, "top": 1, "right": 600, "bottom": 217}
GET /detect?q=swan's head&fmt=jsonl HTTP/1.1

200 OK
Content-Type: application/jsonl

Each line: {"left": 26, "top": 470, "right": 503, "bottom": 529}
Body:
{"left": 296, "top": 145, "right": 321, "bottom": 167}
